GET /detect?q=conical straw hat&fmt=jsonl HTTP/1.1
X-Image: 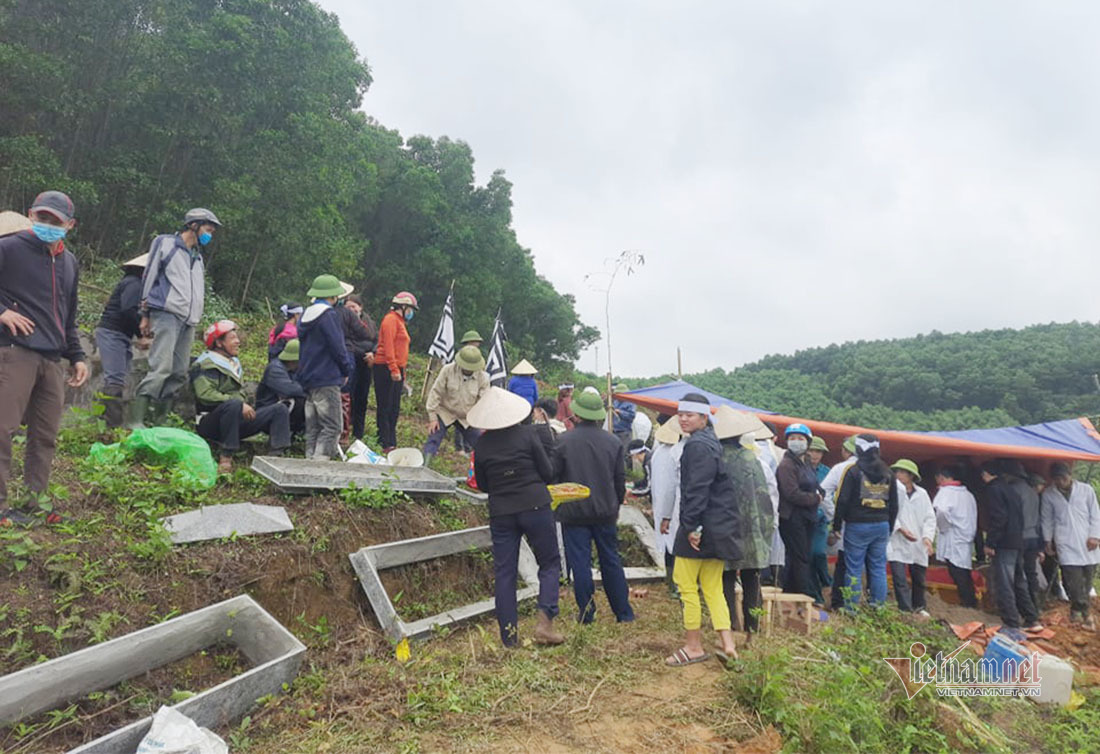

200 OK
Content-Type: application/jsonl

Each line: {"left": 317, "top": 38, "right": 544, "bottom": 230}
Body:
{"left": 467, "top": 386, "right": 533, "bottom": 430}
{"left": 510, "top": 358, "right": 537, "bottom": 375}
{"left": 0, "top": 211, "right": 31, "bottom": 237}
{"left": 713, "top": 405, "right": 764, "bottom": 440}
{"left": 654, "top": 417, "right": 682, "bottom": 445}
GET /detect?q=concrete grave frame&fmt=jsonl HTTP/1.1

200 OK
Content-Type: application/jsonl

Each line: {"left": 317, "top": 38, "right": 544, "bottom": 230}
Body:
{"left": 252, "top": 455, "right": 457, "bottom": 496}
{"left": 0, "top": 595, "right": 305, "bottom": 754}
{"left": 349, "top": 526, "right": 540, "bottom": 642}
{"left": 592, "top": 505, "right": 666, "bottom": 582}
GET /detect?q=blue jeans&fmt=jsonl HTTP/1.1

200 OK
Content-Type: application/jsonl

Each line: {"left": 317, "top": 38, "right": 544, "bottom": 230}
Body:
{"left": 842, "top": 521, "right": 890, "bottom": 607}
{"left": 562, "top": 522, "right": 634, "bottom": 624}
{"left": 305, "top": 385, "right": 342, "bottom": 460}
{"left": 423, "top": 422, "right": 481, "bottom": 456}
{"left": 490, "top": 506, "right": 561, "bottom": 646}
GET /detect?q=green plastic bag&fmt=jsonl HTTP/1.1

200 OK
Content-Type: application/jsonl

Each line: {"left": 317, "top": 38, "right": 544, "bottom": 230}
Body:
{"left": 89, "top": 427, "right": 217, "bottom": 489}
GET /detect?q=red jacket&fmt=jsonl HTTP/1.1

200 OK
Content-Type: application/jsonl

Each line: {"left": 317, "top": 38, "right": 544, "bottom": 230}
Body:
{"left": 375, "top": 310, "right": 410, "bottom": 377}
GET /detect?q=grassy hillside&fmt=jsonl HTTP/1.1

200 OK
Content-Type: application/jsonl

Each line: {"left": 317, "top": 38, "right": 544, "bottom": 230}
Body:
{"left": 3, "top": 287, "right": 1100, "bottom": 752}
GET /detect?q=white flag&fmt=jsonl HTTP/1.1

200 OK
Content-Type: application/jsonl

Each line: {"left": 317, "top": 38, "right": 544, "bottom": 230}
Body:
{"left": 485, "top": 312, "right": 508, "bottom": 385}
{"left": 427, "top": 288, "right": 455, "bottom": 363}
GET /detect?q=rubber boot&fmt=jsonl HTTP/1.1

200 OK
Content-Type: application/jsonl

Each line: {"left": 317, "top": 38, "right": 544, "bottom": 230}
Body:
{"left": 148, "top": 399, "right": 172, "bottom": 426}
{"left": 422, "top": 451, "right": 435, "bottom": 468}
{"left": 533, "top": 610, "right": 565, "bottom": 645}
{"left": 99, "top": 384, "right": 125, "bottom": 429}
{"left": 127, "top": 395, "right": 150, "bottom": 430}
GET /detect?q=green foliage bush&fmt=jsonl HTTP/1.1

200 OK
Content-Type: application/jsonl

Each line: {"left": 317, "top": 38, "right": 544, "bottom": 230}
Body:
{"left": 0, "top": 0, "right": 596, "bottom": 365}
{"left": 617, "top": 322, "right": 1100, "bottom": 429}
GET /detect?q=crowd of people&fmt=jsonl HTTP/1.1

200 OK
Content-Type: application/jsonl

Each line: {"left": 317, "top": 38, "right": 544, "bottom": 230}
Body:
{"left": 644, "top": 395, "right": 1100, "bottom": 665}
{"left": 1, "top": 190, "right": 1097, "bottom": 661}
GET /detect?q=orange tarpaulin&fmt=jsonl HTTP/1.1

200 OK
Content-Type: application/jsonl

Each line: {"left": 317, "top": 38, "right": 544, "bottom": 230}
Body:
{"left": 616, "top": 388, "right": 1100, "bottom": 466}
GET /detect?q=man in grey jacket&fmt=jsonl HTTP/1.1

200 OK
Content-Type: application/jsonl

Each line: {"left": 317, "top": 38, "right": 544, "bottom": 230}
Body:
{"left": 130, "top": 208, "right": 221, "bottom": 427}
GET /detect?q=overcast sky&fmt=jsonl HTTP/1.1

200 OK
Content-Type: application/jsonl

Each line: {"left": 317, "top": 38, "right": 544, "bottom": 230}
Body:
{"left": 319, "top": 1, "right": 1100, "bottom": 377}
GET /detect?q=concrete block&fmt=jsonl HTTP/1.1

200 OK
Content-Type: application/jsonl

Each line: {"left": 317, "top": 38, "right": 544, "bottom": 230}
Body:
{"left": 0, "top": 595, "right": 305, "bottom": 754}
{"left": 252, "top": 455, "right": 457, "bottom": 496}
{"left": 349, "top": 526, "right": 539, "bottom": 641}
{"left": 592, "top": 505, "right": 666, "bottom": 582}
{"left": 161, "top": 503, "right": 294, "bottom": 544}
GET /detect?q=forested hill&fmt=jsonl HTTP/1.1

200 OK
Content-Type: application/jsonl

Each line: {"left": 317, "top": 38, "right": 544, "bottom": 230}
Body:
{"left": 648, "top": 322, "right": 1100, "bottom": 431}
{"left": 0, "top": 0, "right": 597, "bottom": 364}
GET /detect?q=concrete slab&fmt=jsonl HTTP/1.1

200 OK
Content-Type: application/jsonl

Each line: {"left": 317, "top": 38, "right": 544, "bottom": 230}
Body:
{"left": 349, "top": 526, "right": 539, "bottom": 641}
{"left": 0, "top": 595, "right": 305, "bottom": 754}
{"left": 591, "top": 505, "right": 666, "bottom": 582}
{"left": 252, "top": 455, "right": 457, "bottom": 496}
{"left": 161, "top": 503, "right": 294, "bottom": 544}
{"left": 449, "top": 477, "right": 489, "bottom": 503}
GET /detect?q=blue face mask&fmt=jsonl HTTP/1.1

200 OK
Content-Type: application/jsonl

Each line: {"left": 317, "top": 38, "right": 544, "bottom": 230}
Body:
{"left": 404, "top": 310, "right": 415, "bottom": 323}
{"left": 198, "top": 231, "right": 213, "bottom": 246}
{"left": 32, "top": 223, "right": 67, "bottom": 243}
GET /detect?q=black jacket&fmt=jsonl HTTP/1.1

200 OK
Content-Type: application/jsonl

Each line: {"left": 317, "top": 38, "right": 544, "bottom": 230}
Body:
{"left": 776, "top": 451, "right": 821, "bottom": 521}
{"left": 339, "top": 305, "right": 377, "bottom": 360}
{"left": 0, "top": 231, "right": 84, "bottom": 362}
{"left": 833, "top": 464, "right": 898, "bottom": 531}
{"left": 985, "top": 477, "right": 1025, "bottom": 550}
{"left": 673, "top": 425, "right": 741, "bottom": 561}
{"left": 97, "top": 270, "right": 143, "bottom": 337}
{"left": 553, "top": 422, "right": 625, "bottom": 526}
{"left": 473, "top": 424, "right": 554, "bottom": 517}
{"left": 256, "top": 359, "right": 306, "bottom": 407}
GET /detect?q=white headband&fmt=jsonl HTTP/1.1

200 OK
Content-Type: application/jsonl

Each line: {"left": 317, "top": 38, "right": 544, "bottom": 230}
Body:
{"left": 280, "top": 304, "right": 303, "bottom": 318}
{"left": 855, "top": 437, "right": 880, "bottom": 452}
{"left": 678, "top": 400, "right": 711, "bottom": 416}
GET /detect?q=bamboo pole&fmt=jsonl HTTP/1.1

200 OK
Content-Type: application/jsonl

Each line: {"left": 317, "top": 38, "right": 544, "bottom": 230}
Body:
{"left": 606, "top": 371, "right": 614, "bottom": 434}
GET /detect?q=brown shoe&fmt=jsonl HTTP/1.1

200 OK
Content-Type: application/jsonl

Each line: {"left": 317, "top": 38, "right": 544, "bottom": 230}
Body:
{"left": 218, "top": 455, "right": 234, "bottom": 475}
{"left": 533, "top": 611, "right": 565, "bottom": 645}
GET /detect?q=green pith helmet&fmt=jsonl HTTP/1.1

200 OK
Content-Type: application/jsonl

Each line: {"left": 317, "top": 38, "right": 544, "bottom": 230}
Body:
{"left": 809, "top": 436, "right": 829, "bottom": 452}
{"left": 843, "top": 435, "right": 857, "bottom": 454}
{"left": 460, "top": 330, "right": 483, "bottom": 344}
{"left": 455, "top": 345, "right": 486, "bottom": 371}
{"left": 891, "top": 459, "right": 921, "bottom": 482}
{"left": 572, "top": 390, "right": 607, "bottom": 421}
{"left": 307, "top": 274, "right": 344, "bottom": 299}
{"left": 613, "top": 383, "right": 628, "bottom": 393}
{"left": 278, "top": 339, "right": 300, "bottom": 362}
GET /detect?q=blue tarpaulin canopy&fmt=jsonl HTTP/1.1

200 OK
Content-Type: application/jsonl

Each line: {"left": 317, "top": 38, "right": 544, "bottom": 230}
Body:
{"left": 618, "top": 380, "right": 773, "bottom": 415}
{"left": 616, "top": 380, "right": 1100, "bottom": 464}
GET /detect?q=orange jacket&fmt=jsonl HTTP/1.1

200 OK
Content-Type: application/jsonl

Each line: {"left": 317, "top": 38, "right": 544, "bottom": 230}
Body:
{"left": 375, "top": 310, "right": 410, "bottom": 377}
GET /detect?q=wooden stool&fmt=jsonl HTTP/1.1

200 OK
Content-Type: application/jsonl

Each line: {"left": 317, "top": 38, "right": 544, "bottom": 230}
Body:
{"left": 761, "top": 589, "right": 815, "bottom": 636}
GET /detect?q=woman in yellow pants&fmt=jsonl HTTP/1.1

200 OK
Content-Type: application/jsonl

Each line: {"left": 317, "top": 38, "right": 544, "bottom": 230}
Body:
{"left": 666, "top": 394, "right": 741, "bottom": 667}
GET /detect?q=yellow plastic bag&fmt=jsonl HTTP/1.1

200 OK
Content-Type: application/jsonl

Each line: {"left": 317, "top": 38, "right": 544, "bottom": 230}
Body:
{"left": 548, "top": 483, "right": 590, "bottom": 511}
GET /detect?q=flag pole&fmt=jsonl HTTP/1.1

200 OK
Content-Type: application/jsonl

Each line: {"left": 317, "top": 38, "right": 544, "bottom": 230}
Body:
{"left": 421, "top": 356, "right": 435, "bottom": 402}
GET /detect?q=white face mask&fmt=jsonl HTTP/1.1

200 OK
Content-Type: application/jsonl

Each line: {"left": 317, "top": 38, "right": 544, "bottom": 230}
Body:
{"left": 788, "top": 437, "right": 809, "bottom": 454}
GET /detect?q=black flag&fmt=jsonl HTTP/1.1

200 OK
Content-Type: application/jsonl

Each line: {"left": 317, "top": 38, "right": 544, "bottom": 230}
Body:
{"left": 485, "top": 311, "right": 508, "bottom": 386}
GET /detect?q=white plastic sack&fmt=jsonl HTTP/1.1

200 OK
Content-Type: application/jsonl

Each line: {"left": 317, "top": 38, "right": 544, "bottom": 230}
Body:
{"left": 346, "top": 439, "right": 388, "bottom": 465}
{"left": 135, "top": 706, "right": 228, "bottom": 754}
{"left": 631, "top": 412, "right": 653, "bottom": 443}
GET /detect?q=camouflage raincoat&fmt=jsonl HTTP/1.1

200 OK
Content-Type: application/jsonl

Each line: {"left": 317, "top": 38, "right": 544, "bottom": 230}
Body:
{"left": 720, "top": 439, "right": 776, "bottom": 570}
